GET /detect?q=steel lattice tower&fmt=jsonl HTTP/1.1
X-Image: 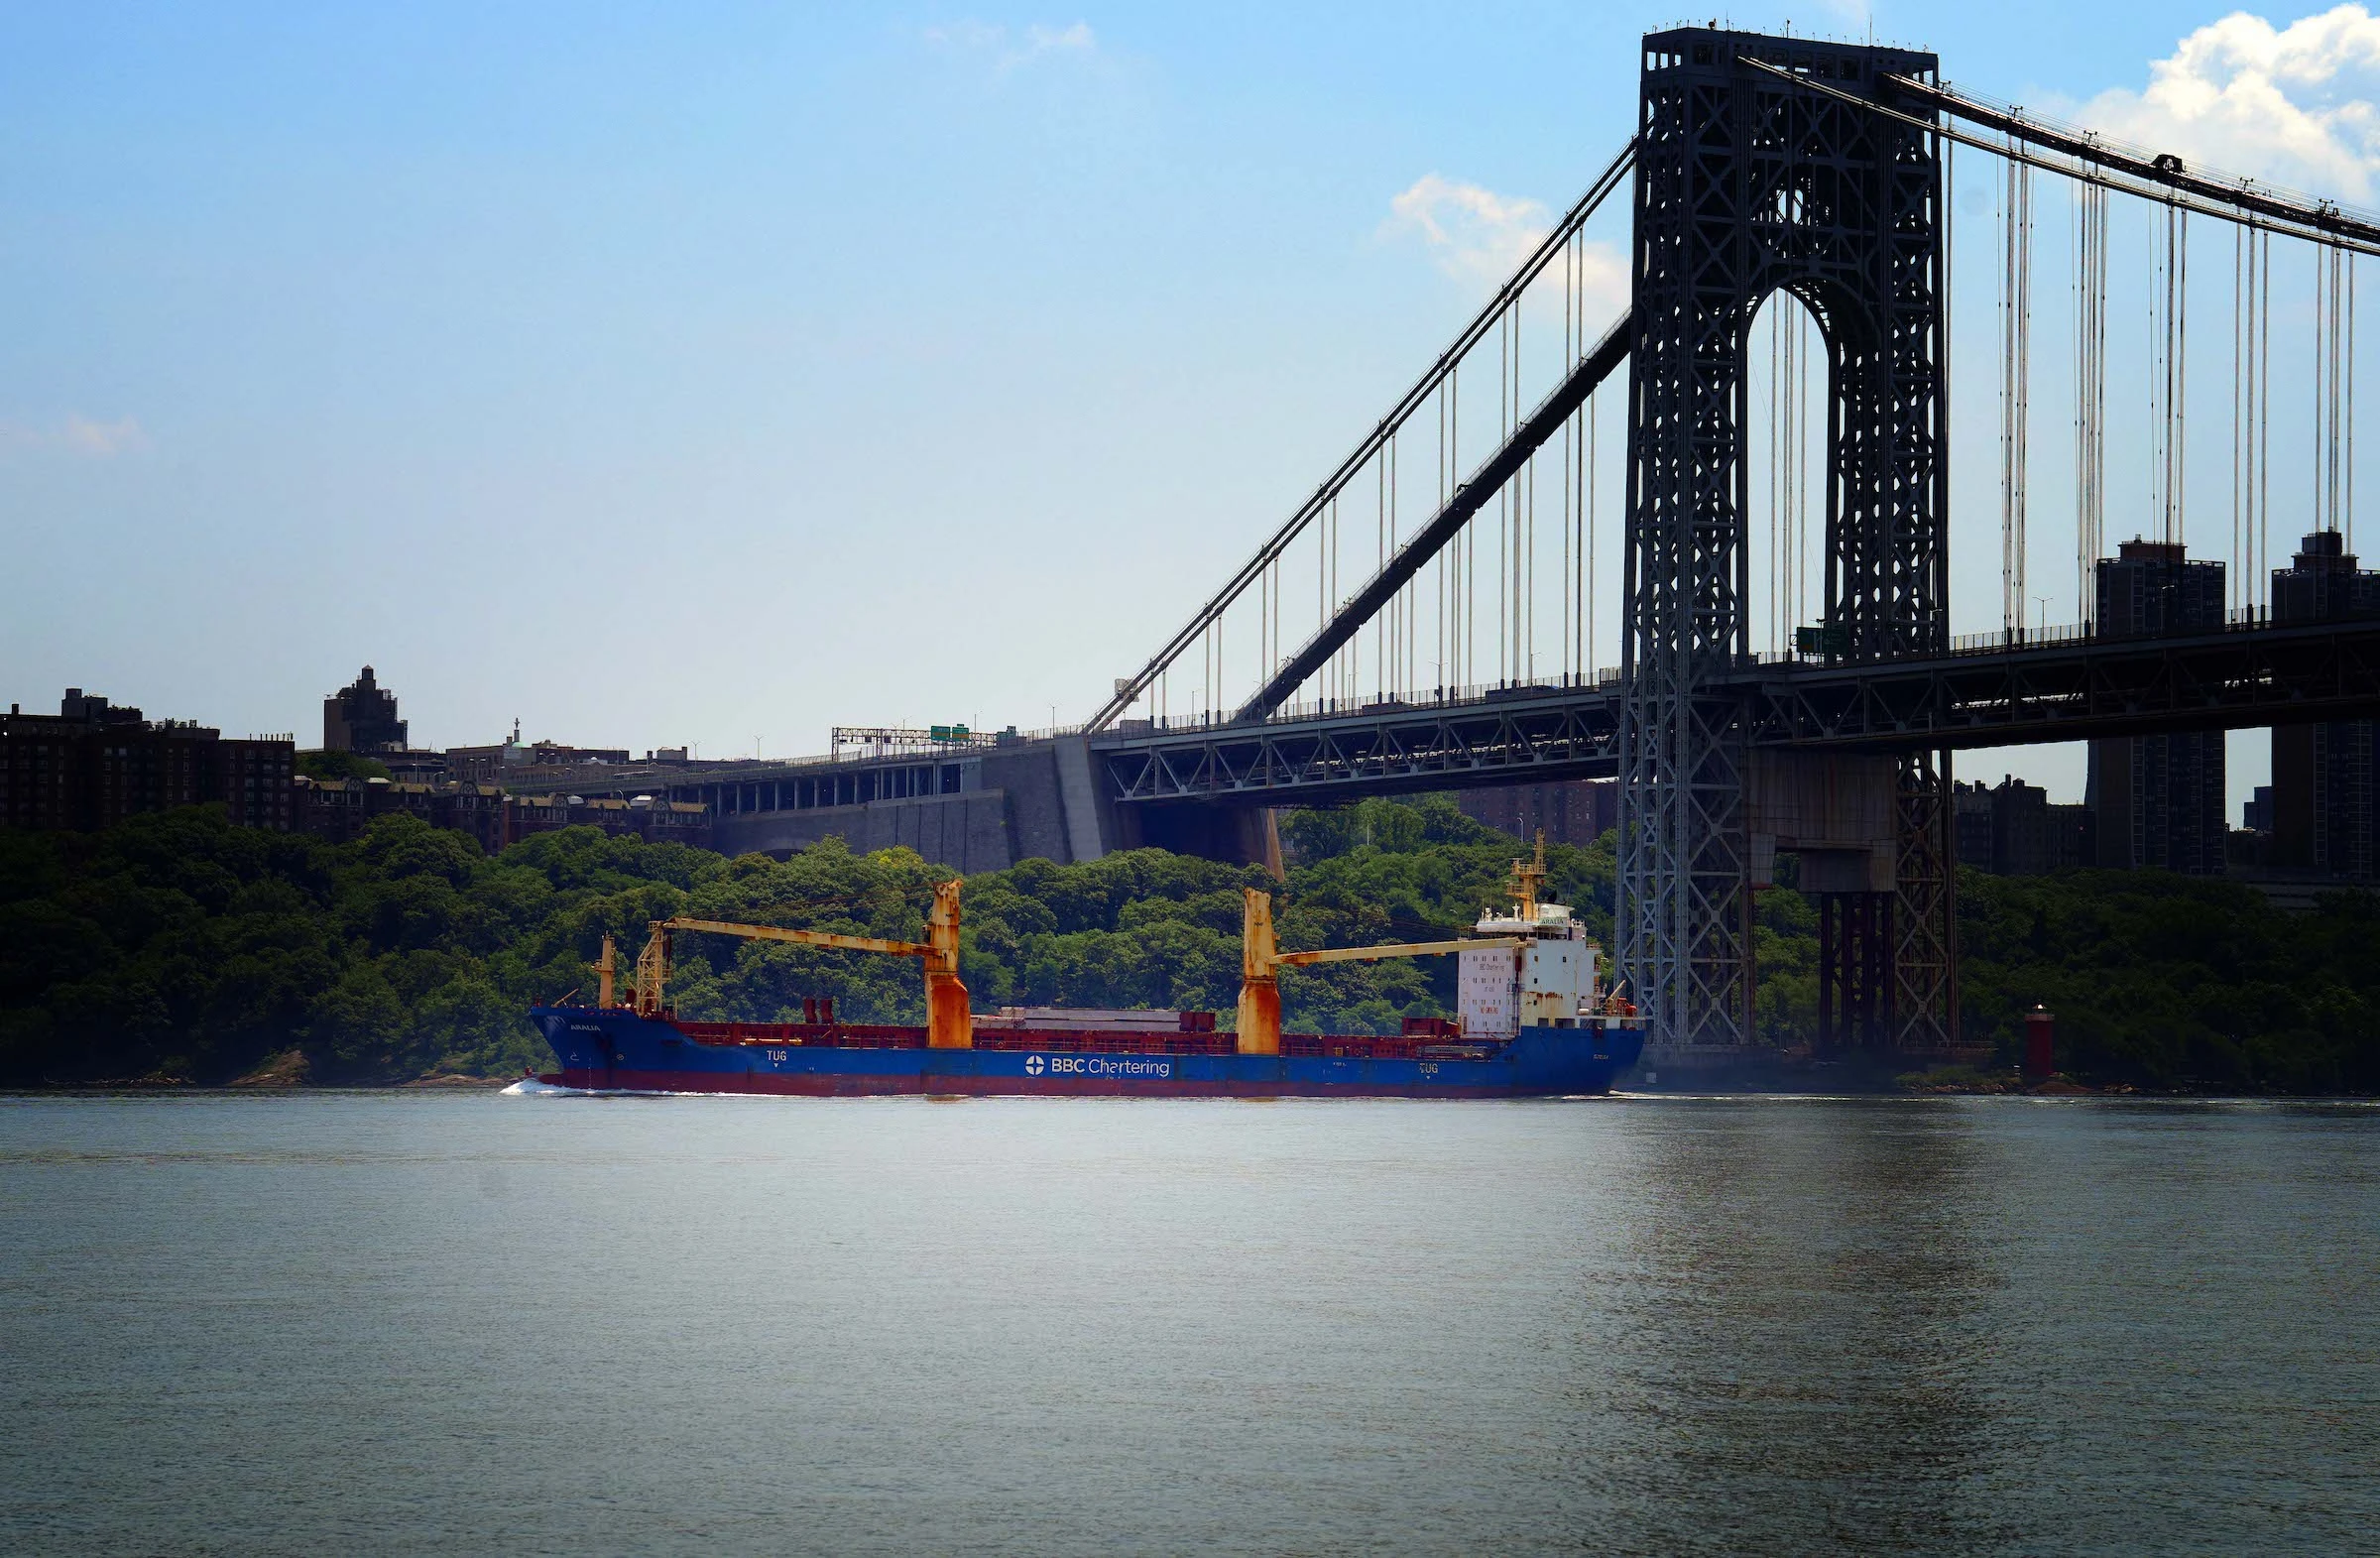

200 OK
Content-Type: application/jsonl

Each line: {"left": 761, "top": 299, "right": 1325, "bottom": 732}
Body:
{"left": 1619, "top": 30, "right": 1952, "bottom": 1048}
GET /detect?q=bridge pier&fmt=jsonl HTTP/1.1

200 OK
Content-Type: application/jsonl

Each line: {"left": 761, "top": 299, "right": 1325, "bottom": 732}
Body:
{"left": 1124, "top": 803, "right": 1282, "bottom": 876}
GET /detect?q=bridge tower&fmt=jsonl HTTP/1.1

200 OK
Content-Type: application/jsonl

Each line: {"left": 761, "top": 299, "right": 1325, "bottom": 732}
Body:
{"left": 1621, "top": 29, "right": 1953, "bottom": 1049}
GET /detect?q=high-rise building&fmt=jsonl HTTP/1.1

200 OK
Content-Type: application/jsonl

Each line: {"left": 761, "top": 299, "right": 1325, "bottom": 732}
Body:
{"left": 2243, "top": 784, "right": 2275, "bottom": 834}
{"left": 2270, "top": 532, "right": 2380, "bottom": 880}
{"left": 2086, "top": 539, "right": 2226, "bottom": 874}
{"left": 322, "top": 665, "right": 409, "bottom": 753}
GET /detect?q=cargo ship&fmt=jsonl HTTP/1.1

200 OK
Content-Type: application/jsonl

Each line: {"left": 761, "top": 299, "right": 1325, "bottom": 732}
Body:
{"left": 527, "top": 842, "right": 1641, "bottom": 1099}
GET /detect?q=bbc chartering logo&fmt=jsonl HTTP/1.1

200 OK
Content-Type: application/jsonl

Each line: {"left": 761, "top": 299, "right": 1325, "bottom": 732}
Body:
{"left": 1023, "top": 1055, "right": 1045, "bottom": 1075}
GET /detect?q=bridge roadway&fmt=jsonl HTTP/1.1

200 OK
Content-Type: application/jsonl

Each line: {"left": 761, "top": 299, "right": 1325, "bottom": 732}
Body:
{"left": 1094, "top": 614, "right": 2380, "bottom": 809}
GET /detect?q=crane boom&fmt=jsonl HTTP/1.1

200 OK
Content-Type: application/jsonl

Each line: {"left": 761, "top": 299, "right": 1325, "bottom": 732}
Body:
{"left": 619, "top": 882, "right": 973, "bottom": 1048}
{"left": 661, "top": 917, "right": 932, "bottom": 959}
{"left": 1270, "top": 936, "right": 1521, "bottom": 970}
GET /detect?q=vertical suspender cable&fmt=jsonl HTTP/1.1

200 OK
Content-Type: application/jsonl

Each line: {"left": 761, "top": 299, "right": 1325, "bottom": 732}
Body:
{"left": 2156, "top": 210, "right": 2167, "bottom": 546}
{"left": 1519, "top": 303, "right": 1533, "bottom": 682}
{"left": 2234, "top": 224, "right": 2246, "bottom": 615}
{"left": 1561, "top": 233, "right": 1573, "bottom": 685}
{"left": 1322, "top": 496, "right": 1334, "bottom": 705}
{"left": 1437, "top": 366, "right": 1456, "bottom": 689}
{"left": 1497, "top": 311, "right": 1509, "bottom": 684}
{"left": 2242, "top": 223, "right": 2261, "bottom": 615}
{"left": 2251, "top": 228, "right": 2263, "bottom": 610}
{"left": 2176, "top": 211, "right": 2189, "bottom": 550}
{"left": 2261, "top": 230, "right": 2273, "bottom": 611}
{"left": 1439, "top": 380, "right": 1450, "bottom": 693}
{"left": 1376, "top": 448, "right": 1386, "bottom": 696}
{"left": 1389, "top": 432, "right": 1401, "bottom": 697}
{"left": 2157, "top": 206, "right": 2178, "bottom": 547}
{"left": 1945, "top": 132, "right": 1955, "bottom": 639}
{"left": 1789, "top": 307, "right": 1801, "bottom": 645}
{"left": 1771, "top": 303, "right": 1783, "bottom": 655}
{"left": 1258, "top": 558, "right": 1267, "bottom": 688}
{"left": 1999, "top": 144, "right": 2011, "bottom": 636}
{"left": 2073, "top": 178, "right": 2108, "bottom": 623}
{"left": 2320, "top": 245, "right": 2335, "bottom": 535}
{"left": 1997, "top": 141, "right": 2032, "bottom": 638}
{"left": 2075, "top": 180, "right": 2085, "bottom": 618}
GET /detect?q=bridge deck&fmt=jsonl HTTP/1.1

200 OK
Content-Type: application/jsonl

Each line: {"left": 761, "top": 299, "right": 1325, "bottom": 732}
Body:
{"left": 1095, "top": 616, "right": 2380, "bottom": 806}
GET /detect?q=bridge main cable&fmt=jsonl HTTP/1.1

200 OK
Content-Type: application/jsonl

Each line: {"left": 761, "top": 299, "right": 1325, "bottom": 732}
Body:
{"left": 1887, "top": 72, "right": 2380, "bottom": 252}
{"left": 1236, "top": 308, "right": 1631, "bottom": 723}
{"left": 1084, "top": 136, "right": 1638, "bottom": 735}
{"left": 1742, "top": 56, "right": 2380, "bottom": 257}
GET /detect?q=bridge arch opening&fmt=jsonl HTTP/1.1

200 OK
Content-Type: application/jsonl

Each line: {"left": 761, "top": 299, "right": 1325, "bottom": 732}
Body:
{"left": 1741, "top": 285, "right": 1834, "bottom": 662}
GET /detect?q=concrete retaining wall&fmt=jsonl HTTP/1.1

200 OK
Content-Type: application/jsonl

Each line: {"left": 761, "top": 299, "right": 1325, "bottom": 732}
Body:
{"left": 712, "top": 789, "right": 1015, "bottom": 874}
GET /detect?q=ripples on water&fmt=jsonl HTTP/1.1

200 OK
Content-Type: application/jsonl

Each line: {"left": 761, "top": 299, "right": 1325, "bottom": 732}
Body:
{"left": 2, "top": 1092, "right": 2373, "bottom": 1555}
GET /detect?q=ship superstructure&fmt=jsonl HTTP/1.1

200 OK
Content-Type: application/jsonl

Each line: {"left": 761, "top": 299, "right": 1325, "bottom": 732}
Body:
{"left": 1457, "top": 836, "right": 1633, "bottom": 1039}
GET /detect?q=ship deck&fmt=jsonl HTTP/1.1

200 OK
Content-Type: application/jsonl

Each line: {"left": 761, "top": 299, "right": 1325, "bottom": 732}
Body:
{"left": 667, "top": 1019, "right": 1493, "bottom": 1062}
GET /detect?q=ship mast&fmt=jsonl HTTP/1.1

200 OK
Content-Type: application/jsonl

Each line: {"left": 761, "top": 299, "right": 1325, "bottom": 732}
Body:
{"left": 1511, "top": 830, "right": 1548, "bottom": 921}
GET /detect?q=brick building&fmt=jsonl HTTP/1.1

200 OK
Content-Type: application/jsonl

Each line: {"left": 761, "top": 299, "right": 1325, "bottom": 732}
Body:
{"left": 1954, "top": 776, "right": 2088, "bottom": 875}
{"left": 295, "top": 778, "right": 509, "bottom": 852}
{"left": 502, "top": 793, "right": 711, "bottom": 848}
{"left": 322, "top": 665, "right": 409, "bottom": 753}
{"left": 1, "top": 690, "right": 294, "bottom": 832}
{"left": 445, "top": 738, "right": 634, "bottom": 785}
{"left": 296, "top": 778, "right": 707, "bottom": 852}
{"left": 1457, "top": 779, "right": 1619, "bottom": 847}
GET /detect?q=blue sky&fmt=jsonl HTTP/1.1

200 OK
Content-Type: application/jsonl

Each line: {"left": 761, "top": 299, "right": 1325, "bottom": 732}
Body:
{"left": 8, "top": 3, "right": 2379, "bottom": 808}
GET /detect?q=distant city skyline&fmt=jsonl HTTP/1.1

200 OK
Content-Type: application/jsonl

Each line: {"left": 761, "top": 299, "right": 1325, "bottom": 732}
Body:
{"left": 12, "top": 3, "right": 2380, "bottom": 810}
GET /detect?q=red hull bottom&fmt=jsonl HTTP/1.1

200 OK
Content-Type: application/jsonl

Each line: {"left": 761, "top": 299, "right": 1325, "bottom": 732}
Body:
{"left": 536, "top": 1069, "right": 1523, "bottom": 1100}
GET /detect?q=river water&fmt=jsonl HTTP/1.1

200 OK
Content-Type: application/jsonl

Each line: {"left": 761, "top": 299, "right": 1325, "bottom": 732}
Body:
{"left": 2, "top": 1091, "right": 2374, "bottom": 1555}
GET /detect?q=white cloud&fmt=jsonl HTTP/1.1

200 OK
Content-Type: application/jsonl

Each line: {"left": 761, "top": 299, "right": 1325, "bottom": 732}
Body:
{"left": 0, "top": 415, "right": 148, "bottom": 458}
{"left": 1387, "top": 175, "right": 1549, "bottom": 288}
{"left": 924, "top": 19, "right": 1097, "bottom": 73}
{"left": 1384, "top": 174, "right": 1628, "bottom": 314}
{"left": 2074, "top": 6, "right": 2380, "bottom": 202}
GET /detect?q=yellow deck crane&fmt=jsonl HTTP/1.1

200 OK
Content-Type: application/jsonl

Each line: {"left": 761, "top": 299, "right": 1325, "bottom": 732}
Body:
{"left": 594, "top": 879, "right": 973, "bottom": 1049}
{"left": 579, "top": 873, "right": 1528, "bottom": 1058}
{"left": 1233, "top": 889, "right": 1521, "bottom": 1056}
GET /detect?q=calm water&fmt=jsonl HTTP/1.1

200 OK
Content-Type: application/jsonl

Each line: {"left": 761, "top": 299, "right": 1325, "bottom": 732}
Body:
{"left": 2, "top": 1092, "right": 2374, "bottom": 1556}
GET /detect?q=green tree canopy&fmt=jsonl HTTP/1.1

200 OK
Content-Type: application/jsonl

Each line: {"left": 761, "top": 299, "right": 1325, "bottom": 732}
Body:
{"left": 2, "top": 798, "right": 2371, "bottom": 1092}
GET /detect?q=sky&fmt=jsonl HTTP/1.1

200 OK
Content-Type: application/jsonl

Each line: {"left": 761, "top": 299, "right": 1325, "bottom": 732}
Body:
{"left": 9, "top": 2, "right": 2380, "bottom": 810}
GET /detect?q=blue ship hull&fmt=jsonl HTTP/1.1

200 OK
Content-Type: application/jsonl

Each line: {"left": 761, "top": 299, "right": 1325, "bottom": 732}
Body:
{"left": 530, "top": 1008, "right": 1643, "bottom": 1099}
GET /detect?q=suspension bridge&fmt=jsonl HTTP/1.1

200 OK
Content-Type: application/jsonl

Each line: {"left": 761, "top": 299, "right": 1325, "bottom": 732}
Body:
{"left": 558, "top": 27, "right": 2380, "bottom": 1057}
{"left": 1081, "top": 26, "right": 2380, "bottom": 1055}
